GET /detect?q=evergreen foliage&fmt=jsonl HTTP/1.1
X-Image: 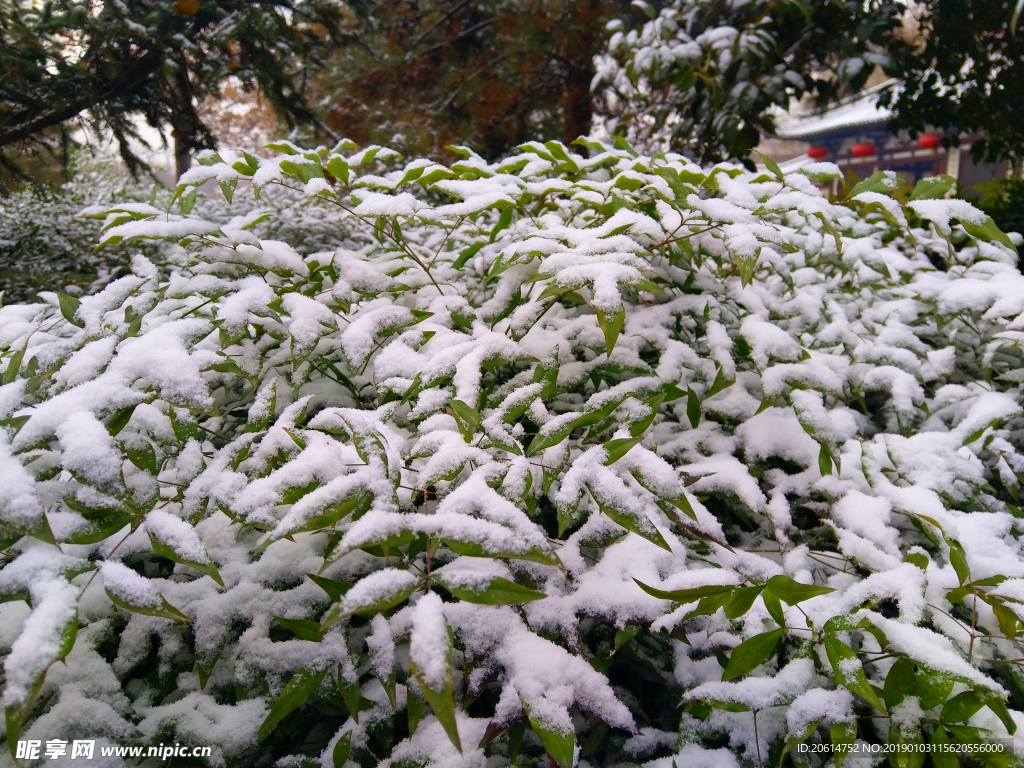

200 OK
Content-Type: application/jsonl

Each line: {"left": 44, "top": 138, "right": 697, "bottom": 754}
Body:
{"left": 593, "top": 0, "right": 910, "bottom": 164}
{"left": 314, "top": 0, "right": 616, "bottom": 160}
{"left": 0, "top": 0, "right": 344, "bottom": 185}
{"left": 882, "top": 0, "right": 1024, "bottom": 168}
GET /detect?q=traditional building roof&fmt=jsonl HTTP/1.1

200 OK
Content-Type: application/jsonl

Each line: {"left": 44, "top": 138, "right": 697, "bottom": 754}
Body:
{"left": 774, "top": 82, "right": 895, "bottom": 141}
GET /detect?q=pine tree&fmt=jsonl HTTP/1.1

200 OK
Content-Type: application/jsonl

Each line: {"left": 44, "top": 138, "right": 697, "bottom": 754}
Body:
{"left": 0, "top": 0, "right": 345, "bottom": 187}
{"left": 314, "top": 0, "right": 623, "bottom": 161}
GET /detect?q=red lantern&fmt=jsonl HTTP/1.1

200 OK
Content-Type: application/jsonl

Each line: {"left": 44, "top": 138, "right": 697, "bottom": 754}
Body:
{"left": 807, "top": 146, "right": 829, "bottom": 160}
{"left": 918, "top": 132, "right": 941, "bottom": 150}
{"left": 851, "top": 142, "right": 877, "bottom": 158}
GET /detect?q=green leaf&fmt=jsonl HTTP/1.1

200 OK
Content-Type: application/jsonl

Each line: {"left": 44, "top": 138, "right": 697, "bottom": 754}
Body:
{"left": 407, "top": 690, "right": 427, "bottom": 736}
{"left": 652, "top": 167, "right": 694, "bottom": 199}
{"left": 107, "top": 404, "right": 137, "bottom": 436}
{"left": 450, "top": 399, "right": 482, "bottom": 441}
{"left": 522, "top": 699, "right": 575, "bottom": 768}
{"left": 993, "top": 603, "right": 1019, "bottom": 640}
{"left": 916, "top": 674, "right": 955, "bottom": 710}
{"left": 280, "top": 158, "right": 324, "bottom": 184}
{"left": 596, "top": 306, "right": 625, "bottom": 356}
{"left": 5, "top": 669, "right": 48, "bottom": 761}
{"left": 764, "top": 575, "right": 834, "bottom": 605}
{"left": 612, "top": 135, "right": 638, "bottom": 157}
{"left": 987, "top": 696, "right": 1017, "bottom": 735}
{"left": 61, "top": 497, "right": 135, "bottom": 545}
{"left": 905, "top": 552, "right": 929, "bottom": 570}
{"left": 650, "top": 487, "right": 699, "bottom": 523}
{"left": 197, "top": 646, "right": 223, "bottom": 690}
{"left": 756, "top": 150, "right": 784, "bottom": 181}
{"left": 884, "top": 658, "right": 917, "bottom": 710}
{"left": 571, "top": 137, "right": 606, "bottom": 152}
{"left": 686, "top": 590, "right": 734, "bottom": 619}
{"left": 818, "top": 444, "right": 833, "bottom": 476}
{"left": 686, "top": 387, "right": 701, "bottom": 428}
{"left": 723, "top": 585, "right": 765, "bottom": 619}
{"left": 603, "top": 435, "right": 644, "bottom": 465}
{"left": 337, "top": 675, "right": 362, "bottom": 723}
{"left": 1, "top": 343, "right": 25, "bottom": 385}
{"left": 342, "top": 572, "right": 419, "bottom": 617}
{"left": 439, "top": 576, "right": 547, "bottom": 605}
{"left": 588, "top": 484, "right": 671, "bottom": 551}
{"left": 706, "top": 365, "right": 734, "bottom": 398}
{"left": 148, "top": 533, "right": 224, "bottom": 588}
{"left": 830, "top": 721, "right": 857, "bottom": 768}
{"left": 845, "top": 170, "right": 897, "bottom": 199}
{"left": 443, "top": 538, "right": 560, "bottom": 567}
{"left": 909, "top": 174, "right": 955, "bottom": 201}
{"left": 409, "top": 654, "right": 461, "bottom": 754}
{"left": 930, "top": 725, "right": 959, "bottom": 768}
{"left": 168, "top": 408, "right": 197, "bottom": 442}
{"left": 824, "top": 636, "right": 886, "bottom": 713}
{"left": 762, "top": 587, "right": 786, "bottom": 627}
{"left": 945, "top": 537, "right": 971, "bottom": 585}
{"left": 613, "top": 624, "right": 640, "bottom": 653}
{"left": 633, "top": 579, "right": 734, "bottom": 603}
{"left": 332, "top": 731, "right": 352, "bottom": 768}
{"left": 722, "top": 629, "right": 783, "bottom": 681}
{"left": 307, "top": 573, "right": 353, "bottom": 602}
{"left": 219, "top": 179, "right": 236, "bottom": 204}
{"left": 126, "top": 441, "right": 159, "bottom": 475}
{"left": 490, "top": 206, "right": 514, "bottom": 242}
{"left": 453, "top": 242, "right": 483, "bottom": 270}
{"left": 325, "top": 156, "right": 350, "bottom": 184}
{"left": 58, "top": 291, "right": 85, "bottom": 328}
{"left": 231, "top": 152, "right": 259, "bottom": 177}
{"left": 273, "top": 616, "right": 323, "bottom": 642}
{"left": 258, "top": 490, "right": 373, "bottom": 554}
{"left": 781, "top": 718, "right": 822, "bottom": 765}
{"left": 257, "top": 666, "right": 330, "bottom": 741}
{"left": 888, "top": 721, "right": 926, "bottom": 768}
{"left": 178, "top": 187, "right": 198, "bottom": 215}
{"left": 940, "top": 691, "right": 988, "bottom": 724}
{"left": 962, "top": 215, "right": 1018, "bottom": 254}
{"left": 107, "top": 590, "right": 191, "bottom": 624}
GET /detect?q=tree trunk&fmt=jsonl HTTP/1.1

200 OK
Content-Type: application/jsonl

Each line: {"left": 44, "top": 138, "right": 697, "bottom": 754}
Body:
{"left": 560, "top": 1, "right": 602, "bottom": 145}
{"left": 171, "top": 63, "right": 195, "bottom": 182}
{"left": 173, "top": 127, "right": 192, "bottom": 182}
{"left": 562, "top": 75, "right": 594, "bottom": 145}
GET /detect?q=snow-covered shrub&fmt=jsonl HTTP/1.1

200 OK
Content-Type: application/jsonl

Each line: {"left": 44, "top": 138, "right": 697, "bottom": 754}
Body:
{"left": 2, "top": 138, "right": 1024, "bottom": 768}
{"left": 0, "top": 164, "right": 146, "bottom": 303}
{"left": 0, "top": 165, "right": 361, "bottom": 304}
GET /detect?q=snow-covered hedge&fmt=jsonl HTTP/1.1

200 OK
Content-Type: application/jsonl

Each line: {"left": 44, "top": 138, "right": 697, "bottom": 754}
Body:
{"left": 2, "top": 138, "right": 1024, "bottom": 768}
{"left": 0, "top": 162, "right": 366, "bottom": 304}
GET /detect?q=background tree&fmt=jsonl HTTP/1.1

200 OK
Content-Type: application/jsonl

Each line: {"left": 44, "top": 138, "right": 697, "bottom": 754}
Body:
{"left": 593, "top": 0, "right": 911, "bottom": 165}
{"left": 881, "top": 0, "right": 1024, "bottom": 171}
{"left": 0, "top": 0, "right": 346, "bottom": 187}
{"left": 314, "top": 0, "right": 624, "bottom": 161}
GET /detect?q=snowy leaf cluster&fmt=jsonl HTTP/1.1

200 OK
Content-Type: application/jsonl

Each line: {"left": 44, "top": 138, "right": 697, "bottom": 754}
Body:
{"left": 2, "top": 137, "right": 1024, "bottom": 768}
{"left": 593, "top": 0, "right": 905, "bottom": 163}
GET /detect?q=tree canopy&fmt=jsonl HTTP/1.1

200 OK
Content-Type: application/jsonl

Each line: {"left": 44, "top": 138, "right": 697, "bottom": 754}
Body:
{"left": 882, "top": 0, "right": 1024, "bottom": 168}
{"left": 0, "top": 0, "right": 345, "bottom": 186}
{"left": 314, "top": 0, "right": 619, "bottom": 161}
{"left": 594, "top": 0, "right": 911, "bottom": 164}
